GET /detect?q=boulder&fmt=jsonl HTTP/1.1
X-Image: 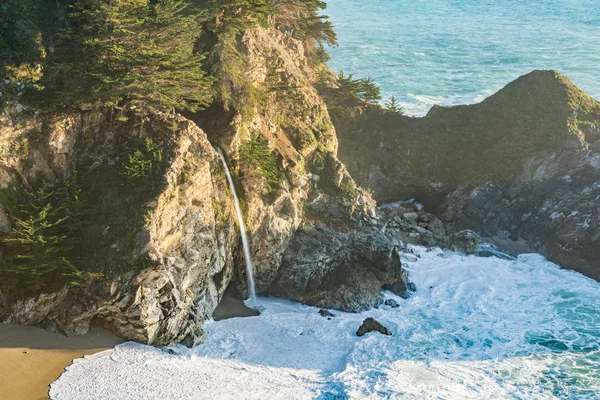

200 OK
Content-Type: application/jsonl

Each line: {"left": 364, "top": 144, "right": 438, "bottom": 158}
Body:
{"left": 383, "top": 299, "right": 399, "bottom": 308}
{"left": 449, "top": 230, "right": 480, "bottom": 253}
{"left": 356, "top": 317, "right": 392, "bottom": 337}
{"left": 403, "top": 212, "right": 419, "bottom": 226}
{"left": 319, "top": 309, "right": 336, "bottom": 318}
{"left": 267, "top": 227, "right": 408, "bottom": 312}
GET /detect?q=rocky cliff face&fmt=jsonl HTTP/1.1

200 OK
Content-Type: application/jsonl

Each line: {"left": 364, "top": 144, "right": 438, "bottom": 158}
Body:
{"left": 334, "top": 70, "right": 600, "bottom": 279}
{"left": 0, "top": 111, "right": 239, "bottom": 345}
{"left": 0, "top": 27, "right": 410, "bottom": 344}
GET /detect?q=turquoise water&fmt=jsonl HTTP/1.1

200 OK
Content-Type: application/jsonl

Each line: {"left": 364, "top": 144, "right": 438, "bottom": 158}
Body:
{"left": 325, "top": 0, "right": 600, "bottom": 116}
{"left": 51, "top": 248, "right": 600, "bottom": 399}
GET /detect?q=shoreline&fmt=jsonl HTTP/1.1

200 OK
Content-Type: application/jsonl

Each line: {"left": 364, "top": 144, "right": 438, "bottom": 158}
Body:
{"left": 0, "top": 323, "right": 122, "bottom": 400}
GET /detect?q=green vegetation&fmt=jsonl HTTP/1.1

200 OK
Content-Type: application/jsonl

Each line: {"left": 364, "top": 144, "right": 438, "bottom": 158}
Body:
{"left": 239, "top": 131, "right": 280, "bottom": 195}
{"left": 122, "top": 138, "right": 165, "bottom": 186}
{"left": 271, "top": 0, "right": 337, "bottom": 64}
{"left": 42, "top": 0, "right": 213, "bottom": 116}
{"left": 318, "top": 71, "right": 384, "bottom": 117}
{"left": 0, "top": 174, "right": 97, "bottom": 292}
{"left": 385, "top": 96, "right": 404, "bottom": 115}
{"left": 356, "top": 77, "right": 381, "bottom": 107}
{"left": 0, "top": 0, "right": 64, "bottom": 83}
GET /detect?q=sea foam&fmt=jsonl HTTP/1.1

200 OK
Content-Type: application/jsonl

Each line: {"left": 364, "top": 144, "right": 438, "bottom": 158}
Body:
{"left": 50, "top": 247, "right": 600, "bottom": 399}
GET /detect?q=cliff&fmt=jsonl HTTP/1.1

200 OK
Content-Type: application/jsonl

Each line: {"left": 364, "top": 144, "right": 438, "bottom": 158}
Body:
{"left": 334, "top": 70, "right": 600, "bottom": 279}
{"left": 0, "top": 25, "right": 414, "bottom": 344}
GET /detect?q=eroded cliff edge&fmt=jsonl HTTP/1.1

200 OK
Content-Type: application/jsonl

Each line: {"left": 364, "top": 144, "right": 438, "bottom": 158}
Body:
{"left": 333, "top": 70, "right": 600, "bottom": 279}
{"left": 0, "top": 25, "right": 415, "bottom": 345}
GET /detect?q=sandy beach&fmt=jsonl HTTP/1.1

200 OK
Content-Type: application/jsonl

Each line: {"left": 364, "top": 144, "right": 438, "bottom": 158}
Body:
{"left": 0, "top": 323, "right": 122, "bottom": 400}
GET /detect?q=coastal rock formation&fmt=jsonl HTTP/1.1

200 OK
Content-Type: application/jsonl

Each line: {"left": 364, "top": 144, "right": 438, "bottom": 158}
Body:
{"left": 0, "top": 112, "right": 239, "bottom": 345}
{"left": 356, "top": 317, "right": 392, "bottom": 337}
{"left": 334, "top": 70, "right": 600, "bottom": 279}
{"left": 268, "top": 227, "right": 407, "bottom": 312}
{"left": 0, "top": 26, "right": 409, "bottom": 344}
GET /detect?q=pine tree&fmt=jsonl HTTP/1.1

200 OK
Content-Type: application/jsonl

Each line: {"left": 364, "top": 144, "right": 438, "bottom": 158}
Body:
{"left": 43, "top": 0, "right": 214, "bottom": 116}
{"left": 208, "top": 0, "right": 275, "bottom": 113}
{"left": 271, "top": 0, "right": 337, "bottom": 63}
{"left": 2, "top": 188, "right": 71, "bottom": 288}
{"left": 357, "top": 77, "right": 381, "bottom": 107}
{"left": 385, "top": 95, "right": 403, "bottom": 114}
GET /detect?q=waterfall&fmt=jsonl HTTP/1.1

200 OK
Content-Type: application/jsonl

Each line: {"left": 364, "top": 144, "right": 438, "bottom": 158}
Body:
{"left": 216, "top": 147, "right": 257, "bottom": 300}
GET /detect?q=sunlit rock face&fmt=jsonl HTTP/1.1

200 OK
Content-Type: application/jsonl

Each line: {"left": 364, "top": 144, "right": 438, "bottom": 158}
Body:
{"left": 0, "top": 26, "right": 417, "bottom": 344}
{"left": 334, "top": 70, "right": 600, "bottom": 279}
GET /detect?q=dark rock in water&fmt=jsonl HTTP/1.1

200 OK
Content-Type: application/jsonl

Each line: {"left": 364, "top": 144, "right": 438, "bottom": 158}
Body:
{"left": 356, "top": 318, "right": 392, "bottom": 337}
{"left": 449, "top": 230, "right": 480, "bottom": 253}
{"left": 268, "top": 227, "right": 408, "bottom": 312}
{"left": 407, "top": 282, "right": 417, "bottom": 292}
{"left": 319, "top": 309, "right": 336, "bottom": 318}
{"left": 384, "top": 299, "right": 399, "bottom": 308}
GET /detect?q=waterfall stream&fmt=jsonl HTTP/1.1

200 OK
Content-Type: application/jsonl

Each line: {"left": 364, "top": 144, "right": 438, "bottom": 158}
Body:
{"left": 216, "top": 148, "right": 257, "bottom": 300}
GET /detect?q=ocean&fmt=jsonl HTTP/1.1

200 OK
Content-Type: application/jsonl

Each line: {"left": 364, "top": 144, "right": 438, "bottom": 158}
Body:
{"left": 325, "top": 0, "right": 600, "bottom": 116}
{"left": 50, "top": 247, "right": 600, "bottom": 399}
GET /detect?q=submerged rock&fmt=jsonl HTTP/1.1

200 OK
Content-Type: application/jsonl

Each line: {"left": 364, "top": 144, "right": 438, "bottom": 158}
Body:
{"left": 356, "top": 317, "right": 392, "bottom": 337}
{"left": 318, "top": 309, "right": 336, "bottom": 318}
{"left": 383, "top": 299, "right": 399, "bottom": 308}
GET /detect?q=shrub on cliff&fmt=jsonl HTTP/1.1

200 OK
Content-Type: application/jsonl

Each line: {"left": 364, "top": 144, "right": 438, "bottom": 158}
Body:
{"left": 239, "top": 131, "right": 280, "bottom": 196}
{"left": 42, "top": 0, "right": 214, "bottom": 117}
{"left": 271, "top": 0, "right": 337, "bottom": 63}
{"left": 0, "top": 175, "right": 94, "bottom": 292}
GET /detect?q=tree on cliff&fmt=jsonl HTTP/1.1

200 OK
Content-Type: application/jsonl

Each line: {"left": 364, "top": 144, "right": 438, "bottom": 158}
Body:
{"left": 356, "top": 77, "right": 381, "bottom": 108}
{"left": 385, "top": 96, "right": 404, "bottom": 114}
{"left": 271, "top": 0, "right": 337, "bottom": 63}
{"left": 43, "top": 0, "right": 214, "bottom": 117}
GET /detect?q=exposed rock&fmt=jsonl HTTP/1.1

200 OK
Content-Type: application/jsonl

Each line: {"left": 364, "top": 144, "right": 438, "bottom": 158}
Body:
{"left": 0, "top": 204, "right": 11, "bottom": 233}
{"left": 440, "top": 148, "right": 600, "bottom": 279}
{"left": 356, "top": 317, "right": 392, "bottom": 337}
{"left": 383, "top": 299, "right": 399, "bottom": 308}
{"left": 449, "top": 230, "right": 480, "bottom": 254}
{"left": 267, "top": 227, "right": 408, "bottom": 312}
{"left": 0, "top": 25, "right": 402, "bottom": 343}
{"left": 334, "top": 70, "right": 600, "bottom": 279}
{"left": 403, "top": 212, "right": 419, "bottom": 225}
{"left": 318, "top": 309, "right": 336, "bottom": 318}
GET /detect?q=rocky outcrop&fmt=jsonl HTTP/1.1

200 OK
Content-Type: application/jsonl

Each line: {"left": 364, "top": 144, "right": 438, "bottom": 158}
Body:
{"left": 0, "top": 26, "right": 414, "bottom": 344}
{"left": 334, "top": 70, "right": 600, "bottom": 279}
{"left": 0, "top": 111, "right": 239, "bottom": 345}
{"left": 356, "top": 317, "right": 392, "bottom": 337}
{"left": 268, "top": 227, "right": 407, "bottom": 312}
{"left": 440, "top": 146, "right": 600, "bottom": 279}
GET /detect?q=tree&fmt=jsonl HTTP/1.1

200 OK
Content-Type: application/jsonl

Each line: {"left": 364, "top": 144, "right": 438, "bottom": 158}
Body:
{"left": 43, "top": 0, "right": 214, "bottom": 116}
{"left": 207, "top": 0, "right": 275, "bottom": 114}
{"left": 356, "top": 77, "right": 381, "bottom": 107}
{"left": 385, "top": 95, "right": 404, "bottom": 114}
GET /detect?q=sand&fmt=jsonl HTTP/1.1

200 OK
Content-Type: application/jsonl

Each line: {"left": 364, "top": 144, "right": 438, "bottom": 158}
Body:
{"left": 0, "top": 323, "right": 122, "bottom": 400}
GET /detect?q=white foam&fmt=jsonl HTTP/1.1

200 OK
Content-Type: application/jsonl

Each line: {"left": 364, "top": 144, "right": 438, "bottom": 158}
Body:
{"left": 50, "top": 248, "right": 600, "bottom": 399}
